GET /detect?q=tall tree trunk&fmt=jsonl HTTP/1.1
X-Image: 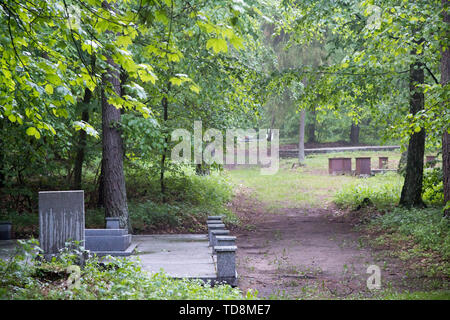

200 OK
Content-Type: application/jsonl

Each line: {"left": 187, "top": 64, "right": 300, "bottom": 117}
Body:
{"left": 97, "top": 158, "right": 105, "bottom": 208}
{"left": 73, "top": 88, "right": 92, "bottom": 190}
{"left": 100, "top": 1, "right": 129, "bottom": 230}
{"left": 399, "top": 57, "right": 426, "bottom": 208}
{"left": 298, "top": 109, "right": 306, "bottom": 163}
{"left": 101, "top": 58, "right": 129, "bottom": 230}
{"left": 267, "top": 110, "right": 276, "bottom": 142}
{"left": 442, "top": 0, "right": 450, "bottom": 216}
{"left": 0, "top": 119, "right": 4, "bottom": 189}
{"left": 307, "top": 108, "right": 317, "bottom": 143}
{"left": 350, "top": 123, "right": 360, "bottom": 145}
{"left": 160, "top": 94, "right": 169, "bottom": 202}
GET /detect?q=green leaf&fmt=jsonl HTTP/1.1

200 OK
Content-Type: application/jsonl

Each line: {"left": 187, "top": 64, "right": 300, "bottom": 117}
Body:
{"left": 45, "top": 84, "right": 54, "bottom": 95}
{"left": 206, "top": 38, "right": 228, "bottom": 54}
{"left": 26, "top": 127, "right": 40, "bottom": 139}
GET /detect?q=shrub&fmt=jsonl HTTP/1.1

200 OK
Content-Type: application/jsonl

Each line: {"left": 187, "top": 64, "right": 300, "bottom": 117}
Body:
{"left": 422, "top": 167, "right": 444, "bottom": 206}
{"left": 334, "top": 172, "right": 403, "bottom": 210}
{"left": 369, "top": 207, "right": 450, "bottom": 260}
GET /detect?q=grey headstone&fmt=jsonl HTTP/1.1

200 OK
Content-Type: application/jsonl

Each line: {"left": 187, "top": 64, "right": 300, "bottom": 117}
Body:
{"left": 39, "top": 191, "right": 85, "bottom": 256}
{"left": 215, "top": 245, "right": 237, "bottom": 281}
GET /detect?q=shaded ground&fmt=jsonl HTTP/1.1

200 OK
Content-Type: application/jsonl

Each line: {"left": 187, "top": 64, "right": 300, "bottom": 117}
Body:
{"left": 229, "top": 186, "right": 439, "bottom": 299}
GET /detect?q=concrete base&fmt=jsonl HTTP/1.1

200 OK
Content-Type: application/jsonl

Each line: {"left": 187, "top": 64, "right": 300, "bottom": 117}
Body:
{"left": 85, "top": 229, "right": 133, "bottom": 256}
{"left": 132, "top": 234, "right": 238, "bottom": 286}
{"left": 89, "top": 242, "right": 138, "bottom": 257}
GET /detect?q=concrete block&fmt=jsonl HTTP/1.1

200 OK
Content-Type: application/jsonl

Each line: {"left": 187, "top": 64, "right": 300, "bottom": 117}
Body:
{"left": 0, "top": 222, "right": 12, "bottom": 240}
{"left": 216, "top": 236, "right": 236, "bottom": 247}
{"left": 85, "top": 229, "right": 128, "bottom": 237}
{"left": 105, "top": 217, "right": 120, "bottom": 229}
{"left": 207, "top": 216, "right": 223, "bottom": 222}
{"left": 215, "top": 245, "right": 237, "bottom": 282}
{"left": 379, "top": 157, "right": 388, "bottom": 169}
{"left": 328, "top": 158, "right": 352, "bottom": 175}
{"left": 85, "top": 232, "right": 131, "bottom": 252}
{"left": 39, "top": 191, "right": 85, "bottom": 256}
{"left": 210, "top": 229, "right": 230, "bottom": 247}
{"left": 208, "top": 224, "right": 226, "bottom": 245}
{"left": 207, "top": 223, "right": 225, "bottom": 228}
{"left": 356, "top": 157, "right": 371, "bottom": 175}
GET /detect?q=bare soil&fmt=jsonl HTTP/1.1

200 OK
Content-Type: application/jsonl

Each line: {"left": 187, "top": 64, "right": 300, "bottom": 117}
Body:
{"left": 229, "top": 186, "right": 421, "bottom": 299}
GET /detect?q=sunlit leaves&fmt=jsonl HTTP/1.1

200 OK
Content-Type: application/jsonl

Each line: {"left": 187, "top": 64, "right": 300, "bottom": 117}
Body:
{"left": 206, "top": 38, "right": 228, "bottom": 53}
{"left": 26, "top": 127, "right": 41, "bottom": 139}
{"left": 73, "top": 121, "right": 99, "bottom": 138}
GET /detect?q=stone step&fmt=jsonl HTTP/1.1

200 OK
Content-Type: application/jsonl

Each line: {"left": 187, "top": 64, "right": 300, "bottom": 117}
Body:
{"left": 85, "top": 229, "right": 128, "bottom": 236}
{"left": 85, "top": 234, "right": 131, "bottom": 252}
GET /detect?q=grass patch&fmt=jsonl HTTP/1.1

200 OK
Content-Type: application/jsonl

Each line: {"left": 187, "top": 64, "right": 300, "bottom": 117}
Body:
{"left": 379, "top": 290, "right": 450, "bottom": 300}
{"left": 367, "top": 207, "right": 450, "bottom": 262}
{"left": 334, "top": 172, "right": 404, "bottom": 210}
{"left": 228, "top": 150, "right": 402, "bottom": 210}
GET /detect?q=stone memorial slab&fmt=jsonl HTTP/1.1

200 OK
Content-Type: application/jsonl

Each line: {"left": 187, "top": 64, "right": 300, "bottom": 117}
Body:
{"left": 355, "top": 157, "right": 371, "bottom": 175}
{"left": 379, "top": 157, "right": 389, "bottom": 169}
{"left": 39, "top": 191, "right": 85, "bottom": 257}
{"left": 328, "top": 158, "right": 352, "bottom": 175}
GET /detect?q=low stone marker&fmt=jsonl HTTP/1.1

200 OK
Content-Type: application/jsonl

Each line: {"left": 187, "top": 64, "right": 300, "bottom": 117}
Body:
{"left": 106, "top": 217, "right": 120, "bottom": 229}
{"left": 39, "top": 191, "right": 85, "bottom": 258}
{"left": 378, "top": 157, "right": 388, "bottom": 169}
{"left": 328, "top": 158, "right": 352, "bottom": 175}
{"left": 207, "top": 215, "right": 223, "bottom": 222}
{"left": 215, "top": 245, "right": 237, "bottom": 286}
{"left": 355, "top": 157, "right": 371, "bottom": 175}
{"left": 211, "top": 229, "right": 230, "bottom": 248}
{"left": 426, "top": 155, "right": 437, "bottom": 168}
{"left": 85, "top": 217, "right": 133, "bottom": 256}
{"left": 85, "top": 229, "right": 131, "bottom": 253}
{"left": 214, "top": 236, "right": 236, "bottom": 254}
{"left": 0, "top": 222, "right": 12, "bottom": 240}
{"left": 208, "top": 223, "right": 225, "bottom": 246}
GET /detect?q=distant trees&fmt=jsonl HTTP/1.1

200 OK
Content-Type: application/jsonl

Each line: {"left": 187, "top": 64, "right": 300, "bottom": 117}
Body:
{"left": 0, "top": 0, "right": 266, "bottom": 225}
{"left": 279, "top": 0, "right": 448, "bottom": 209}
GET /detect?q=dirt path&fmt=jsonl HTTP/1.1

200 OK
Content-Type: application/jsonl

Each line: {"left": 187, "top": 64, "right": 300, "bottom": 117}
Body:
{"left": 230, "top": 187, "right": 398, "bottom": 299}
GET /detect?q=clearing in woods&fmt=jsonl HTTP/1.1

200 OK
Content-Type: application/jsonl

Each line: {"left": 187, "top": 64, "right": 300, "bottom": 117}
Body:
{"left": 227, "top": 151, "right": 441, "bottom": 299}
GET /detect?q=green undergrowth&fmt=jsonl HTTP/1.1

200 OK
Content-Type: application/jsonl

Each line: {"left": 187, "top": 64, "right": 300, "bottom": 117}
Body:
{"left": 365, "top": 207, "right": 450, "bottom": 271}
{"left": 1, "top": 167, "right": 236, "bottom": 236}
{"left": 0, "top": 240, "right": 257, "bottom": 300}
{"left": 333, "top": 170, "right": 449, "bottom": 289}
{"left": 378, "top": 290, "right": 450, "bottom": 300}
{"left": 334, "top": 172, "right": 404, "bottom": 210}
